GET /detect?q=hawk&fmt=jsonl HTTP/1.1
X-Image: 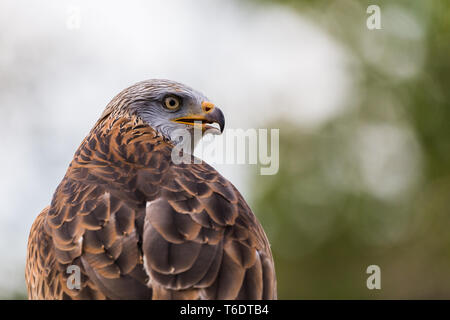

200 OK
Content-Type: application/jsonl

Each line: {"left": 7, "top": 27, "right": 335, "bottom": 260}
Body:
{"left": 26, "top": 79, "right": 277, "bottom": 300}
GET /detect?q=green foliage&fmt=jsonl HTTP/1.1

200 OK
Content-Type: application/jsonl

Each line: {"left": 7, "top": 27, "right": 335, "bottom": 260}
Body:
{"left": 251, "top": 0, "right": 450, "bottom": 298}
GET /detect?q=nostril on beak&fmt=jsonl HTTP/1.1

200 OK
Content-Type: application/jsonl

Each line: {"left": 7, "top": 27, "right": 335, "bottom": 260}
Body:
{"left": 202, "top": 101, "right": 215, "bottom": 113}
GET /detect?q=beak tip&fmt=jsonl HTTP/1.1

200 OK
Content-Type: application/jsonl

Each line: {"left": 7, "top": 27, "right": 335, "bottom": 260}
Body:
{"left": 216, "top": 108, "right": 225, "bottom": 134}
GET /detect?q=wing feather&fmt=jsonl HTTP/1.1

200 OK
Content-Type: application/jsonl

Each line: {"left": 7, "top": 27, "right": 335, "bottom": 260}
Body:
{"left": 27, "top": 116, "right": 276, "bottom": 300}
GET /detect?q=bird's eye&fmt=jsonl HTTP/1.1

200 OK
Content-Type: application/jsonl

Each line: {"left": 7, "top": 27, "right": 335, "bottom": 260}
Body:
{"left": 163, "top": 96, "right": 181, "bottom": 110}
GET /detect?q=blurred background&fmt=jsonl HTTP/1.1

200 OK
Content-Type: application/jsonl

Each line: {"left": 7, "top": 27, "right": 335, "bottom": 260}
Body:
{"left": 0, "top": 0, "right": 449, "bottom": 299}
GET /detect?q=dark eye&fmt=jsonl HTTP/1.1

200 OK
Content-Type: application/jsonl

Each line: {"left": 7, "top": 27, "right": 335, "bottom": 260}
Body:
{"left": 163, "top": 95, "right": 181, "bottom": 110}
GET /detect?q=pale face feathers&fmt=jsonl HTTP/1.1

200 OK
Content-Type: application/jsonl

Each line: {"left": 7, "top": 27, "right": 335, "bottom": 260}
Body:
{"left": 103, "top": 79, "right": 225, "bottom": 146}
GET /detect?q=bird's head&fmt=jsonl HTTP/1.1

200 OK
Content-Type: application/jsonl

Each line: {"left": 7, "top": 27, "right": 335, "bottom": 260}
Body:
{"left": 101, "top": 79, "right": 225, "bottom": 147}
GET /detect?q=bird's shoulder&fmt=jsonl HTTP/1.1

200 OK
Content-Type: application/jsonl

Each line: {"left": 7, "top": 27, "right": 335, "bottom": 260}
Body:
{"left": 40, "top": 116, "right": 275, "bottom": 299}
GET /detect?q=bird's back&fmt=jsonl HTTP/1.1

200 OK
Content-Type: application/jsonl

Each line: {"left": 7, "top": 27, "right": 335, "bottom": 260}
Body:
{"left": 26, "top": 115, "right": 276, "bottom": 300}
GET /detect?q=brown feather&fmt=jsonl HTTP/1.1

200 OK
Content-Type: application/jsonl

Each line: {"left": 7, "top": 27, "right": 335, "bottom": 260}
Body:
{"left": 26, "top": 82, "right": 276, "bottom": 300}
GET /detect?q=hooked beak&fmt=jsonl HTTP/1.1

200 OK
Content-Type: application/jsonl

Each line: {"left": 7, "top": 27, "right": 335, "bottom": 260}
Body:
{"left": 171, "top": 102, "right": 225, "bottom": 134}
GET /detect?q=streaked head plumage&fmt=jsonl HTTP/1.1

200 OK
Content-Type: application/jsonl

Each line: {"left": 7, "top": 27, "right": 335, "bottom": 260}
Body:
{"left": 100, "top": 79, "right": 225, "bottom": 144}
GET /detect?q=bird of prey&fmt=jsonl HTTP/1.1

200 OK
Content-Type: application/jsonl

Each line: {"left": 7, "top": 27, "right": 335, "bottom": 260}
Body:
{"left": 26, "top": 79, "right": 276, "bottom": 300}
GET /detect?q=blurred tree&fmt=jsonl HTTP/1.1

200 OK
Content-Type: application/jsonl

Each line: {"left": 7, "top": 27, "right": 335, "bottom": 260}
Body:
{"left": 251, "top": 0, "right": 450, "bottom": 298}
